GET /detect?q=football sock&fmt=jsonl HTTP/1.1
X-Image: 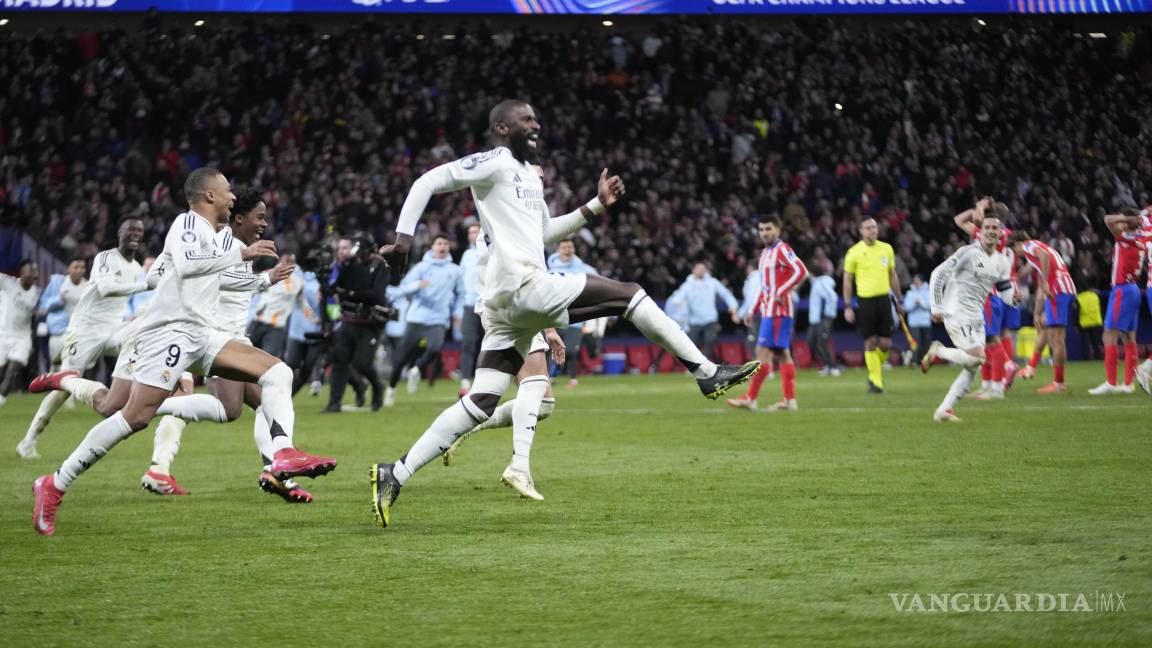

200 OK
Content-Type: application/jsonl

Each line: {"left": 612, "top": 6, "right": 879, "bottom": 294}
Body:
{"left": 156, "top": 394, "right": 228, "bottom": 423}
{"left": 988, "top": 345, "right": 1005, "bottom": 385}
{"left": 23, "top": 390, "right": 69, "bottom": 446}
{"left": 54, "top": 412, "right": 133, "bottom": 491}
{"left": 1124, "top": 342, "right": 1138, "bottom": 385}
{"left": 981, "top": 361, "right": 992, "bottom": 383}
{"left": 1053, "top": 364, "right": 1065, "bottom": 384}
{"left": 937, "top": 347, "right": 983, "bottom": 367}
{"left": 475, "top": 400, "right": 514, "bottom": 432}
{"left": 1002, "top": 337, "right": 1015, "bottom": 363}
{"left": 1104, "top": 344, "right": 1119, "bottom": 386}
{"left": 865, "top": 349, "right": 883, "bottom": 388}
{"left": 150, "top": 416, "right": 186, "bottom": 476}
{"left": 252, "top": 406, "right": 277, "bottom": 466}
{"left": 780, "top": 362, "right": 796, "bottom": 401}
{"left": 745, "top": 365, "right": 767, "bottom": 401}
{"left": 60, "top": 375, "right": 106, "bottom": 407}
{"left": 624, "top": 291, "right": 716, "bottom": 379}
{"left": 511, "top": 376, "right": 549, "bottom": 473}
{"left": 940, "top": 367, "right": 978, "bottom": 413}
{"left": 1028, "top": 351, "right": 1041, "bottom": 369}
{"left": 258, "top": 363, "right": 295, "bottom": 453}
{"left": 394, "top": 399, "right": 486, "bottom": 485}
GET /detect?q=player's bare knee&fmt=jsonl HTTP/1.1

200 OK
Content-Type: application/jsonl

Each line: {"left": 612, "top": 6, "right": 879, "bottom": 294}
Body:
{"left": 223, "top": 401, "right": 244, "bottom": 422}
{"left": 121, "top": 410, "right": 153, "bottom": 432}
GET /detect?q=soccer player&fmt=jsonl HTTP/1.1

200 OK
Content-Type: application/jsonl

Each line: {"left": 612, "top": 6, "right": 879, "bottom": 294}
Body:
{"left": 548, "top": 238, "right": 598, "bottom": 388}
{"left": 383, "top": 234, "right": 463, "bottom": 406}
{"left": 370, "top": 100, "right": 759, "bottom": 527}
{"left": 458, "top": 223, "right": 482, "bottom": 396}
{"left": 1088, "top": 209, "right": 1149, "bottom": 394}
{"left": 843, "top": 218, "right": 903, "bottom": 393}
{"left": 1009, "top": 231, "right": 1077, "bottom": 393}
{"left": 953, "top": 198, "right": 1015, "bottom": 399}
{"left": 727, "top": 217, "right": 808, "bottom": 411}
{"left": 920, "top": 217, "right": 1017, "bottom": 422}
{"left": 1136, "top": 208, "right": 1152, "bottom": 395}
{"left": 31, "top": 168, "right": 335, "bottom": 535}
{"left": 18, "top": 218, "right": 145, "bottom": 459}
{"left": 40, "top": 257, "right": 89, "bottom": 371}
{"left": 0, "top": 260, "right": 41, "bottom": 407}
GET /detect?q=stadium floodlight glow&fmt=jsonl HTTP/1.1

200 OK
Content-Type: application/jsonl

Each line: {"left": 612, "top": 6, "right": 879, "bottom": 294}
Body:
{"left": 416, "top": 34, "right": 425, "bottom": 40}
{"left": 834, "top": 103, "right": 844, "bottom": 111}
{"left": 442, "top": 34, "right": 456, "bottom": 40}
{"left": 602, "top": 20, "right": 614, "bottom": 27}
{"left": 976, "top": 18, "right": 986, "bottom": 26}
{"left": 194, "top": 20, "right": 205, "bottom": 27}
{"left": 0, "top": 19, "right": 8, "bottom": 26}
{"left": 1089, "top": 32, "right": 1108, "bottom": 39}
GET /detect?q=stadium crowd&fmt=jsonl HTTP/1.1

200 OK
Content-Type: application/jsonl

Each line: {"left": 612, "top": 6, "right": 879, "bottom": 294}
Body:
{"left": 2, "top": 17, "right": 1152, "bottom": 304}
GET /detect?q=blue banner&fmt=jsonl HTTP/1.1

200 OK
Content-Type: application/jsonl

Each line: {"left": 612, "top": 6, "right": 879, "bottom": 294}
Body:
{"left": 1, "top": 0, "right": 1147, "bottom": 13}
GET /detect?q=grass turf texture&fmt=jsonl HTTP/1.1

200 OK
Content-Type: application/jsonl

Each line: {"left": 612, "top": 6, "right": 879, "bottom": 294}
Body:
{"left": 1, "top": 363, "right": 1149, "bottom": 647}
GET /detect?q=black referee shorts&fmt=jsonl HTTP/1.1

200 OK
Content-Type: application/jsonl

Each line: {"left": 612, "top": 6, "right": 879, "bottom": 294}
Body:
{"left": 856, "top": 295, "right": 893, "bottom": 340}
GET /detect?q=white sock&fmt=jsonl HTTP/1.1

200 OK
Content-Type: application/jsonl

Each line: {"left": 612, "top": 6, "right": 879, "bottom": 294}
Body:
{"left": 539, "top": 397, "right": 556, "bottom": 420}
{"left": 150, "top": 416, "right": 186, "bottom": 475}
{"left": 1142, "top": 359, "right": 1152, "bottom": 373}
{"left": 60, "top": 375, "right": 107, "bottom": 407}
{"left": 624, "top": 292, "right": 716, "bottom": 379}
{"left": 981, "top": 380, "right": 991, "bottom": 390}
{"left": 461, "top": 378, "right": 472, "bottom": 391}
{"left": 258, "top": 363, "right": 295, "bottom": 453}
{"left": 511, "top": 376, "right": 549, "bottom": 473}
{"left": 394, "top": 398, "right": 490, "bottom": 485}
{"left": 54, "top": 412, "right": 134, "bottom": 490}
{"left": 474, "top": 400, "right": 514, "bottom": 432}
{"left": 937, "top": 347, "right": 983, "bottom": 368}
{"left": 253, "top": 406, "right": 276, "bottom": 466}
{"left": 992, "top": 381, "right": 1004, "bottom": 392}
{"left": 939, "top": 368, "right": 978, "bottom": 413}
{"left": 156, "top": 394, "right": 228, "bottom": 423}
{"left": 23, "top": 390, "right": 70, "bottom": 445}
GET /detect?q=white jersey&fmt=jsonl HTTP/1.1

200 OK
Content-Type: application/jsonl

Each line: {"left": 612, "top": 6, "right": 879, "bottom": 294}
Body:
{"left": 69, "top": 248, "right": 144, "bottom": 333}
{"left": 929, "top": 243, "right": 1014, "bottom": 321}
{"left": 0, "top": 274, "right": 40, "bottom": 335}
{"left": 214, "top": 228, "right": 270, "bottom": 338}
{"left": 137, "top": 211, "right": 243, "bottom": 335}
{"left": 58, "top": 276, "right": 89, "bottom": 318}
{"left": 397, "top": 147, "right": 552, "bottom": 309}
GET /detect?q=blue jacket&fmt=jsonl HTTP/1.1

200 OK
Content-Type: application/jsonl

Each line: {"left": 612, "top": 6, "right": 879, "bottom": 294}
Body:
{"left": 127, "top": 267, "right": 155, "bottom": 319}
{"left": 288, "top": 269, "right": 323, "bottom": 343}
{"left": 460, "top": 246, "right": 480, "bottom": 308}
{"left": 673, "top": 273, "right": 738, "bottom": 327}
{"left": 384, "top": 288, "right": 409, "bottom": 338}
{"left": 664, "top": 287, "right": 690, "bottom": 332}
{"left": 903, "top": 283, "right": 932, "bottom": 328}
{"left": 394, "top": 251, "right": 463, "bottom": 328}
{"left": 808, "top": 275, "right": 838, "bottom": 325}
{"left": 738, "top": 270, "right": 761, "bottom": 320}
{"left": 39, "top": 275, "right": 71, "bottom": 335}
{"left": 548, "top": 253, "right": 598, "bottom": 328}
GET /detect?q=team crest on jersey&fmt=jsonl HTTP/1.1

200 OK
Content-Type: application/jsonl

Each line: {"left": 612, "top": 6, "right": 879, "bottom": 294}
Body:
{"left": 461, "top": 149, "right": 502, "bottom": 170}
{"left": 881, "top": 257, "right": 889, "bottom": 267}
{"left": 181, "top": 231, "right": 197, "bottom": 243}
{"left": 161, "top": 370, "right": 172, "bottom": 384}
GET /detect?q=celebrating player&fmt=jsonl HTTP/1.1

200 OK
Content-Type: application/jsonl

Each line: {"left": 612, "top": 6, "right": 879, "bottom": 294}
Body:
{"left": 920, "top": 217, "right": 1017, "bottom": 422}
{"left": 0, "top": 260, "right": 41, "bottom": 407}
{"left": 1089, "top": 208, "right": 1150, "bottom": 394}
{"left": 370, "top": 100, "right": 759, "bottom": 528}
{"left": 1009, "top": 231, "right": 1077, "bottom": 393}
{"left": 727, "top": 216, "right": 808, "bottom": 411}
{"left": 18, "top": 217, "right": 146, "bottom": 459}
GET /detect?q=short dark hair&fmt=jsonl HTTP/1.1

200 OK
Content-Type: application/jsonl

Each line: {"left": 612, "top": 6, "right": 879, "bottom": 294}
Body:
{"left": 990, "top": 202, "right": 1011, "bottom": 221}
{"left": 432, "top": 234, "right": 451, "bottom": 244}
{"left": 489, "top": 99, "right": 530, "bottom": 134}
{"left": 117, "top": 214, "right": 143, "bottom": 229}
{"left": 69, "top": 256, "right": 87, "bottom": 265}
{"left": 759, "top": 215, "right": 781, "bottom": 228}
{"left": 184, "top": 167, "right": 222, "bottom": 204}
{"left": 809, "top": 259, "right": 827, "bottom": 275}
{"left": 17, "top": 258, "right": 34, "bottom": 273}
{"left": 557, "top": 238, "right": 575, "bottom": 246}
{"left": 1008, "top": 230, "right": 1032, "bottom": 245}
{"left": 230, "top": 187, "right": 265, "bottom": 221}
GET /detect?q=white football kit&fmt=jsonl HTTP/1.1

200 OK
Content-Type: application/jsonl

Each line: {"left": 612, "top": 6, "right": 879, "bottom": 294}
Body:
{"left": 0, "top": 274, "right": 40, "bottom": 364}
{"left": 59, "top": 248, "right": 144, "bottom": 372}
{"left": 48, "top": 275, "right": 90, "bottom": 362}
{"left": 396, "top": 147, "right": 587, "bottom": 357}
{"left": 128, "top": 211, "right": 243, "bottom": 389}
{"left": 929, "top": 243, "right": 1014, "bottom": 350}
{"left": 472, "top": 235, "right": 547, "bottom": 356}
{"left": 215, "top": 228, "right": 271, "bottom": 341}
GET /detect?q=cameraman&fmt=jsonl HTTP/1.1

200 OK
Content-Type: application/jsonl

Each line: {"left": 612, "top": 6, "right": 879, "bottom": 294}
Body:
{"left": 323, "top": 236, "right": 390, "bottom": 413}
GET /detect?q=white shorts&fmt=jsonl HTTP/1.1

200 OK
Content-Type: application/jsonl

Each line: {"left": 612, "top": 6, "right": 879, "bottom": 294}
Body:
{"left": 111, "top": 320, "right": 142, "bottom": 381}
{"left": 944, "top": 319, "right": 985, "bottom": 351}
{"left": 0, "top": 333, "right": 33, "bottom": 365}
{"left": 58, "top": 327, "right": 124, "bottom": 371}
{"left": 130, "top": 327, "right": 233, "bottom": 390}
{"left": 480, "top": 272, "right": 586, "bottom": 357}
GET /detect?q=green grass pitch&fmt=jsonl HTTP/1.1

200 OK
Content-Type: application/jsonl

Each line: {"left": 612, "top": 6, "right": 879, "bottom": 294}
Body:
{"left": 1, "top": 363, "right": 1149, "bottom": 647}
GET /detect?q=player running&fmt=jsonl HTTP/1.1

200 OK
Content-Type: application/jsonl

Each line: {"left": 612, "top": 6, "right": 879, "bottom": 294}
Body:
{"left": 727, "top": 216, "right": 807, "bottom": 411}
{"left": 18, "top": 217, "right": 146, "bottom": 459}
{"left": 31, "top": 168, "right": 336, "bottom": 535}
{"left": 920, "top": 217, "right": 1017, "bottom": 422}
{"left": 1009, "top": 231, "right": 1076, "bottom": 393}
{"left": 0, "top": 260, "right": 40, "bottom": 407}
{"left": 1089, "top": 208, "right": 1151, "bottom": 395}
{"left": 369, "top": 100, "right": 759, "bottom": 528}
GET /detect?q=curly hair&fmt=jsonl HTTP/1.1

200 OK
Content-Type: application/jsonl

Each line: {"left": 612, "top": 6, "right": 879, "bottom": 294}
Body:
{"left": 230, "top": 187, "right": 265, "bottom": 221}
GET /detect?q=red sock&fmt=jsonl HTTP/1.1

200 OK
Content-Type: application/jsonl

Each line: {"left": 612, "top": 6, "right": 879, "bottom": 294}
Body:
{"left": 1104, "top": 344, "right": 1119, "bottom": 386}
{"left": 781, "top": 362, "right": 796, "bottom": 401}
{"left": 746, "top": 366, "right": 767, "bottom": 401}
{"left": 981, "top": 361, "right": 992, "bottom": 381}
{"left": 1001, "top": 338, "right": 1014, "bottom": 364}
{"left": 989, "top": 345, "right": 1005, "bottom": 383}
{"left": 1054, "top": 364, "right": 1065, "bottom": 384}
{"left": 1029, "top": 351, "right": 1041, "bottom": 369}
{"left": 1124, "top": 342, "right": 1138, "bottom": 385}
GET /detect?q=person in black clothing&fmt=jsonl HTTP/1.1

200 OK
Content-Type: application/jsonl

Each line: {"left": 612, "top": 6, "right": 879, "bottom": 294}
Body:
{"left": 323, "top": 237, "right": 391, "bottom": 413}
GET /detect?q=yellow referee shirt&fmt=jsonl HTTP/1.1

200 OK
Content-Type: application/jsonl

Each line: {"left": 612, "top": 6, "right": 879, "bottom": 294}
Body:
{"left": 844, "top": 240, "right": 895, "bottom": 298}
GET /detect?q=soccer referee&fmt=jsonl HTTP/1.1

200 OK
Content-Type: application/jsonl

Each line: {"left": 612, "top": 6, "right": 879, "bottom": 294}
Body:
{"left": 842, "top": 217, "right": 903, "bottom": 393}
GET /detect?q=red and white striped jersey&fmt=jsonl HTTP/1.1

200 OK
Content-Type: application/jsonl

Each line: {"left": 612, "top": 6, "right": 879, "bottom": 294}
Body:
{"left": 1019, "top": 240, "right": 1076, "bottom": 296}
{"left": 754, "top": 240, "right": 808, "bottom": 318}
{"left": 1112, "top": 227, "right": 1148, "bottom": 286}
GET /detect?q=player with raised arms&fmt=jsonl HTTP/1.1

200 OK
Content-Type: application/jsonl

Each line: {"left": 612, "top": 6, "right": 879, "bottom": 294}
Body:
{"left": 1089, "top": 208, "right": 1151, "bottom": 394}
{"left": 1008, "top": 230, "right": 1077, "bottom": 394}
{"left": 369, "top": 99, "right": 760, "bottom": 527}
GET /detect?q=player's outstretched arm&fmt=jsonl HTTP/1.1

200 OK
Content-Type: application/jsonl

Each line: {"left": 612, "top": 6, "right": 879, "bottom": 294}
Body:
{"left": 543, "top": 169, "right": 625, "bottom": 245}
